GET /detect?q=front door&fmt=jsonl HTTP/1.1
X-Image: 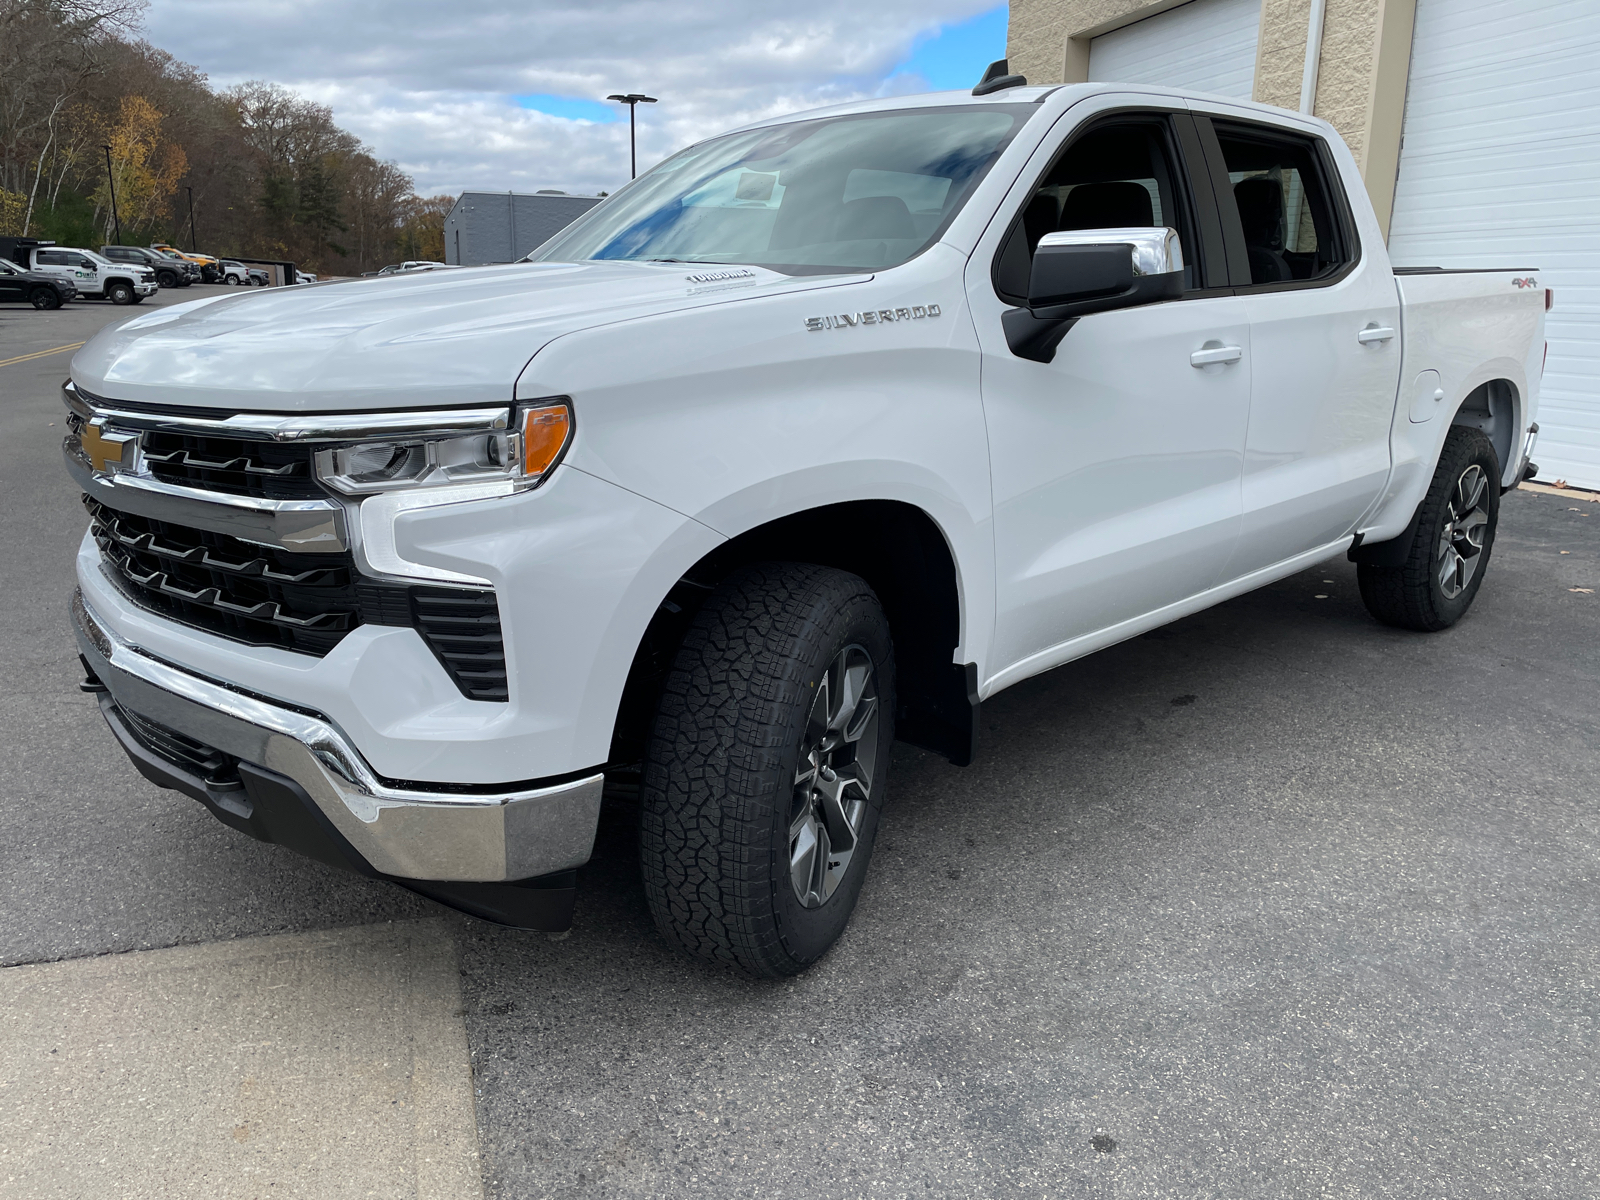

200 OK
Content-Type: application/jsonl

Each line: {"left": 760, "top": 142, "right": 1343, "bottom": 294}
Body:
{"left": 968, "top": 108, "right": 1253, "bottom": 687}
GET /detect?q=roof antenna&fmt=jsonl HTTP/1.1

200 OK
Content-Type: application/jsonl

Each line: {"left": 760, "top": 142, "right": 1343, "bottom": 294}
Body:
{"left": 972, "top": 58, "right": 1027, "bottom": 96}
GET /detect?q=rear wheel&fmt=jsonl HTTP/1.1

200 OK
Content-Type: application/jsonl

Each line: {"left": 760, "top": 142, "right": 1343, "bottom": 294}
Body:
{"left": 106, "top": 281, "right": 134, "bottom": 305}
{"left": 1358, "top": 426, "right": 1501, "bottom": 631}
{"left": 640, "top": 563, "right": 895, "bottom": 977}
{"left": 30, "top": 287, "right": 61, "bottom": 310}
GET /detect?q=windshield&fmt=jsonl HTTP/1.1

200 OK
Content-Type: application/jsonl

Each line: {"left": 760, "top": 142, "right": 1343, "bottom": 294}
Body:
{"left": 530, "top": 106, "right": 1031, "bottom": 275}
{"left": 0, "top": 260, "right": 16, "bottom": 275}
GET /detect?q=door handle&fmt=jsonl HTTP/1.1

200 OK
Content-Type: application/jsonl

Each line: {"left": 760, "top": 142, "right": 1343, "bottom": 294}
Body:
{"left": 1190, "top": 344, "right": 1243, "bottom": 367}
{"left": 1358, "top": 325, "right": 1396, "bottom": 345}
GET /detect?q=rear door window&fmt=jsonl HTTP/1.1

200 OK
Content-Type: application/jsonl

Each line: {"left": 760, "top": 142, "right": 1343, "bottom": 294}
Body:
{"left": 1208, "top": 122, "right": 1352, "bottom": 287}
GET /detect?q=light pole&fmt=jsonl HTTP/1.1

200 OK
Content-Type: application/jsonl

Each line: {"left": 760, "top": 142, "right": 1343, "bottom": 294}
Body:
{"left": 186, "top": 185, "right": 198, "bottom": 251}
{"left": 605, "top": 93, "right": 657, "bottom": 179}
{"left": 102, "top": 144, "right": 122, "bottom": 243}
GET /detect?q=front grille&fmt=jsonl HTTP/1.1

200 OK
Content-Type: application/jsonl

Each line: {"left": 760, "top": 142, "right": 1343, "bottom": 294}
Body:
{"left": 140, "top": 430, "right": 324, "bottom": 500}
{"left": 117, "top": 701, "right": 243, "bottom": 789}
{"left": 88, "top": 495, "right": 367, "bottom": 655}
{"left": 411, "top": 588, "right": 509, "bottom": 701}
{"left": 86, "top": 495, "right": 510, "bottom": 701}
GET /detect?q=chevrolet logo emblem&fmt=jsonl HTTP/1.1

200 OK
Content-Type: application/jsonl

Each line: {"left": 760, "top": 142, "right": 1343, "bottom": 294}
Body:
{"left": 80, "top": 421, "right": 134, "bottom": 473}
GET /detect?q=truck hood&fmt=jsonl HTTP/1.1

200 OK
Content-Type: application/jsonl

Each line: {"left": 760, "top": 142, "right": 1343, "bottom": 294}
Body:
{"left": 71, "top": 260, "right": 867, "bottom": 412}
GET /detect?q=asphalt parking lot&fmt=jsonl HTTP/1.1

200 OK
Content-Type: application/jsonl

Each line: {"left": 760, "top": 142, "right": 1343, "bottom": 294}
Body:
{"left": 2, "top": 284, "right": 1598, "bottom": 1198}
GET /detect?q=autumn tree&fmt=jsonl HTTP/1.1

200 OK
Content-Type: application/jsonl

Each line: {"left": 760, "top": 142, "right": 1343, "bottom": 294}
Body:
{"left": 1, "top": 5, "right": 461, "bottom": 273}
{"left": 91, "top": 93, "right": 186, "bottom": 238}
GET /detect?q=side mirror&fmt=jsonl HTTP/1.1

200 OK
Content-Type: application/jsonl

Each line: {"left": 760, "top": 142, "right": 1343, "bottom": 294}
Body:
{"left": 1004, "top": 227, "right": 1185, "bottom": 362}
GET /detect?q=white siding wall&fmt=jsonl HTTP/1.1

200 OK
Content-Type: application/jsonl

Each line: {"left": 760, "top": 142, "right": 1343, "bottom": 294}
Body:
{"left": 1088, "top": 0, "right": 1262, "bottom": 101}
{"left": 1388, "top": 0, "right": 1600, "bottom": 489}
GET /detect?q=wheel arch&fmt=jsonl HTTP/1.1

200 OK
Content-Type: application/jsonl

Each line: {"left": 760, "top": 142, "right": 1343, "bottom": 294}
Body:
{"left": 1449, "top": 376, "right": 1520, "bottom": 485}
{"left": 608, "top": 498, "right": 979, "bottom": 774}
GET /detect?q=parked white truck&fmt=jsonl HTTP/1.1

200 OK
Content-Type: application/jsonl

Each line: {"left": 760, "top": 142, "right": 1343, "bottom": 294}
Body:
{"left": 66, "top": 79, "right": 1545, "bottom": 976}
{"left": 16, "top": 243, "right": 157, "bottom": 305}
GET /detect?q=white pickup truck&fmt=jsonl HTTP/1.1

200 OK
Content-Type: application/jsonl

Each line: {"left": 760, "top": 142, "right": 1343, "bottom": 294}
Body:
{"left": 65, "top": 81, "right": 1545, "bottom": 977}
{"left": 20, "top": 244, "right": 157, "bottom": 305}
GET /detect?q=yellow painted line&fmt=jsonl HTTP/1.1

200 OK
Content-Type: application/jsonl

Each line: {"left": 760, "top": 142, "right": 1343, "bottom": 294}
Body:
{"left": 0, "top": 340, "right": 86, "bottom": 368}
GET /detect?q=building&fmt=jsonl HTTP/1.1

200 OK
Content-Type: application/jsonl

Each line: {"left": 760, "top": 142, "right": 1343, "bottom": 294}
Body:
{"left": 1009, "top": 0, "right": 1600, "bottom": 489}
{"left": 442, "top": 191, "right": 604, "bottom": 267}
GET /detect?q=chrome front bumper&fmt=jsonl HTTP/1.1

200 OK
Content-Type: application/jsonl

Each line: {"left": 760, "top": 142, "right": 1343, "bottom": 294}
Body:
{"left": 72, "top": 589, "right": 603, "bottom": 882}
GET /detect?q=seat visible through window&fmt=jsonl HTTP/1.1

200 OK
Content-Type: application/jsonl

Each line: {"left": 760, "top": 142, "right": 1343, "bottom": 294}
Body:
{"left": 1059, "top": 181, "right": 1154, "bottom": 230}
{"left": 994, "top": 120, "right": 1195, "bottom": 299}
{"left": 1233, "top": 177, "right": 1291, "bottom": 283}
{"left": 1212, "top": 123, "right": 1349, "bottom": 286}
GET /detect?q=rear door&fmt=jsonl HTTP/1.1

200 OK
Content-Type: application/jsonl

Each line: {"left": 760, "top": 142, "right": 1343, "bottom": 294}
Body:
{"left": 968, "top": 101, "right": 1253, "bottom": 686}
{"left": 1193, "top": 111, "right": 1401, "bottom": 576}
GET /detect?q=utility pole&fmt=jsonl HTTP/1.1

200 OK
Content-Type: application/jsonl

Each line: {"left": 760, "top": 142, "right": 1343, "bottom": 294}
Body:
{"left": 186, "top": 186, "right": 198, "bottom": 251}
{"left": 606, "top": 93, "right": 657, "bottom": 179}
{"left": 102, "top": 144, "right": 122, "bottom": 243}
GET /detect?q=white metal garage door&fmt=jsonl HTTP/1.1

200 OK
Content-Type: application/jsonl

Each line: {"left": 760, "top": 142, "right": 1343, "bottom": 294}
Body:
{"left": 1388, "top": 0, "right": 1600, "bottom": 489}
{"left": 1087, "top": 0, "right": 1262, "bottom": 101}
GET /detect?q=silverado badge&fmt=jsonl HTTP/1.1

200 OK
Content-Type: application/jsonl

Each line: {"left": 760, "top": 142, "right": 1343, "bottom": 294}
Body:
{"left": 805, "top": 304, "right": 941, "bottom": 331}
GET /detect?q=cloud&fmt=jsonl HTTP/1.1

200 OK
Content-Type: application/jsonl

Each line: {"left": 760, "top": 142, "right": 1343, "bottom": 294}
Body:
{"left": 141, "top": 0, "right": 1008, "bottom": 196}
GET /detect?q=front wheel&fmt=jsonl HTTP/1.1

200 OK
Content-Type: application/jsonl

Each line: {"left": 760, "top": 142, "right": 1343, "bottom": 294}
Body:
{"left": 30, "top": 288, "right": 61, "bottom": 310}
{"left": 106, "top": 281, "right": 134, "bottom": 305}
{"left": 1358, "top": 426, "right": 1501, "bottom": 631}
{"left": 640, "top": 563, "right": 896, "bottom": 977}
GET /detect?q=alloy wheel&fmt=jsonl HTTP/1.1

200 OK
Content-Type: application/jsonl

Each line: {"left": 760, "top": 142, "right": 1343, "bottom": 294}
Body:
{"left": 789, "top": 644, "right": 880, "bottom": 908}
{"left": 1437, "top": 463, "right": 1490, "bottom": 598}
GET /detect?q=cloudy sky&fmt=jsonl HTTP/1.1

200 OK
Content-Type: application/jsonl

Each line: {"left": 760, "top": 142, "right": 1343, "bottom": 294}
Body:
{"left": 141, "top": 0, "right": 1011, "bottom": 198}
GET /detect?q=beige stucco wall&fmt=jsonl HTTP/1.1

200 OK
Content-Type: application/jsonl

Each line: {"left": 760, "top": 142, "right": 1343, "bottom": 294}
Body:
{"left": 1006, "top": 0, "right": 1417, "bottom": 234}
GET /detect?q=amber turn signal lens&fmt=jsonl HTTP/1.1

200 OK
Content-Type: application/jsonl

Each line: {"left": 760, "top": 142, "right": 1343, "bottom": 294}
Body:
{"left": 520, "top": 402, "right": 572, "bottom": 478}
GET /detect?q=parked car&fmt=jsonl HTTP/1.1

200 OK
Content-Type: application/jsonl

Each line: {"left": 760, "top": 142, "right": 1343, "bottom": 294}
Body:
{"left": 219, "top": 260, "right": 256, "bottom": 285}
{"left": 0, "top": 256, "right": 76, "bottom": 308}
{"left": 101, "top": 245, "right": 193, "bottom": 288}
{"left": 246, "top": 267, "right": 269, "bottom": 287}
{"left": 145, "top": 246, "right": 204, "bottom": 285}
{"left": 64, "top": 83, "right": 1546, "bottom": 977}
{"left": 294, "top": 270, "right": 318, "bottom": 284}
{"left": 150, "top": 242, "right": 221, "bottom": 283}
{"left": 12, "top": 243, "right": 155, "bottom": 304}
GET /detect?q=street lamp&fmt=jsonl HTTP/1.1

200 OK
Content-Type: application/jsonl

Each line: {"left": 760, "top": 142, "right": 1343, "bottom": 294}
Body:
{"left": 606, "top": 93, "right": 657, "bottom": 180}
{"left": 101, "top": 144, "right": 122, "bottom": 243}
{"left": 186, "top": 185, "right": 198, "bottom": 252}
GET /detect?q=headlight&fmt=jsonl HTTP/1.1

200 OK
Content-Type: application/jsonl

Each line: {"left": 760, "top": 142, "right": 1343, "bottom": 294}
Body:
{"left": 314, "top": 400, "right": 572, "bottom": 496}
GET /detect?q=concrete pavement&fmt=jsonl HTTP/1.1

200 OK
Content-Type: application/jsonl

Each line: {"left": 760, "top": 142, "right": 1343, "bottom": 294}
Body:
{"left": 1, "top": 921, "right": 481, "bottom": 1200}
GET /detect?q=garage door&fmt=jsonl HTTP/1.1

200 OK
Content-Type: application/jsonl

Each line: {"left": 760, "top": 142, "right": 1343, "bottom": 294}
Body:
{"left": 1388, "top": 0, "right": 1600, "bottom": 489}
{"left": 1087, "top": 0, "right": 1261, "bottom": 101}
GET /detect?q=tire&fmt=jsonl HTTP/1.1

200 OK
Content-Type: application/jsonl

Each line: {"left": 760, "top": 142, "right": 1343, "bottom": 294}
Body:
{"left": 640, "top": 562, "right": 896, "bottom": 977}
{"left": 156, "top": 270, "right": 177, "bottom": 288}
{"left": 106, "top": 281, "right": 134, "bottom": 305}
{"left": 1358, "top": 426, "right": 1501, "bottom": 631}
{"left": 30, "top": 287, "right": 61, "bottom": 310}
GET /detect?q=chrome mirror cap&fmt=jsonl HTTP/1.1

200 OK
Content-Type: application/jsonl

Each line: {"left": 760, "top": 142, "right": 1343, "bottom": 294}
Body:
{"left": 1037, "top": 226, "right": 1184, "bottom": 277}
